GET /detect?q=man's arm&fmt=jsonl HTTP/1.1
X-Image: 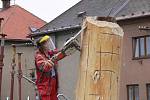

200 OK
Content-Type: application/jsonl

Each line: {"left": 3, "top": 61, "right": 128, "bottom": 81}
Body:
{"left": 50, "top": 39, "right": 80, "bottom": 63}
{"left": 35, "top": 54, "right": 54, "bottom": 72}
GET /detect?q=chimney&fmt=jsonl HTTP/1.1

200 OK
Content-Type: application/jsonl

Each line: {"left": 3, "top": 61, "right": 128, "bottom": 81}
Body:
{"left": 1, "top": 0, "right": 10, "bottom": 9}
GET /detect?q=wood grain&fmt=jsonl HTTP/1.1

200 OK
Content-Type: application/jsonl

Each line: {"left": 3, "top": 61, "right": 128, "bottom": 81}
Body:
{"left": 75, "top": 17, "right": 124, "bottom": 100}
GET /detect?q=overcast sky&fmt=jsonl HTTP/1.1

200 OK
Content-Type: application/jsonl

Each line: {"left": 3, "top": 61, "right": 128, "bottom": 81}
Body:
{"left": 0, "top": 0, "right": 81, "bottom": 22}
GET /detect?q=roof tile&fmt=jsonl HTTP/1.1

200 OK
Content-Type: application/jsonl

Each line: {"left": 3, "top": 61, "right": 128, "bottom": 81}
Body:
{"left": 39, "top": 0, "right": 150, "bottom": 32}
{"left": 0, "top": 5, "right": 46, "bottom": 40}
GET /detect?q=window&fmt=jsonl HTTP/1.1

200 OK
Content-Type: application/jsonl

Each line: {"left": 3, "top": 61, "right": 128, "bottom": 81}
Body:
{"left": 147, "top": 84, "right": 150, "bottom": 100}
{"left": 133, "top": 36, "right": 150, "bottom": 59}
{"left": 127, "top": 85, "right": 139, "bottom": 100}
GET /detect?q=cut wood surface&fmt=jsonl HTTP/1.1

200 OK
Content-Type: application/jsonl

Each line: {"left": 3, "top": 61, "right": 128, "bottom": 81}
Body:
{"left": 76, "top": 17, "right": 124, "bottom": 100}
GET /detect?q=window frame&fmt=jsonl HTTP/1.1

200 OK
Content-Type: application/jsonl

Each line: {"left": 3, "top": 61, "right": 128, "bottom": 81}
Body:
{"left": 132, "top": 35, "right": 150, "bottom": 60}
{"left": 127, "top": 84, "right": 139, "bottom": 100}
{"left": 146, "top": 83, "right": 150, "bottom": 100}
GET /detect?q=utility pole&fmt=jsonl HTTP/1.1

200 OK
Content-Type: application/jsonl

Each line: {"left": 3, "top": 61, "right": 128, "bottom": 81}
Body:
{"left": 0, "top": 18, "right": 7, "bottom": 100}
{"left": 10, "top": 44, "right": 16, "bottom": 100}
{"left": 17, "top": 52, "right": 23, "bottom": 100}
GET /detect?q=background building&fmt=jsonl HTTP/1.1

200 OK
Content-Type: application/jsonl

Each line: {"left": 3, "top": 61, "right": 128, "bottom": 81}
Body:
{"left": 30, "top": 0, "right": 150, "bottom": 100}
{"left": 0, "top": 0, "right": 46, "bottom": 99}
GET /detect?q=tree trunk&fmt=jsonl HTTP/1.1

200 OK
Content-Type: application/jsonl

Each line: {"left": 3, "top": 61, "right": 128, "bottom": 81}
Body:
{"left": 76, "top": 17, "right": 124, "bottom": 100}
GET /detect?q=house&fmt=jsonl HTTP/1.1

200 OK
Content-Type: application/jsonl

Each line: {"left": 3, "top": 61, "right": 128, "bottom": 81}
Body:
{"left": 30, "top": 0, "right": 150, "bottom": 100}
{"left": 0, "top": 0, "right": 46, "bottom": 99}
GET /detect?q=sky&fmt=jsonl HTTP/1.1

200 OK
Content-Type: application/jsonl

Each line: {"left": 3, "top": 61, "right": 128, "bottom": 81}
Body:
{"left": 0, "top": 0, "right": 81, "bottom": 22}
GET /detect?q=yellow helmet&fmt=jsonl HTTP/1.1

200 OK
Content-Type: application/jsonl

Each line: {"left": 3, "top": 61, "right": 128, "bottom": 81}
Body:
{"left": 39, "top": 35, "right": 50, "bottom": 43}
{"left": 36, "top": 35, "right": 50, "bottom": 47}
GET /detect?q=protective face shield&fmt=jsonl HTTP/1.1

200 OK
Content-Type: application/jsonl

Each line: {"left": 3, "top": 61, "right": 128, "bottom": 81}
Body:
{"left": 43, "top": 37, "right": 56, "bottom": 50}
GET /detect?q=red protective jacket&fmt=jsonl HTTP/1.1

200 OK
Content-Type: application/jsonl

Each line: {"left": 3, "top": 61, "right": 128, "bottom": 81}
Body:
{"left": 35, "top": 49, "right": 59, "bottom": 100}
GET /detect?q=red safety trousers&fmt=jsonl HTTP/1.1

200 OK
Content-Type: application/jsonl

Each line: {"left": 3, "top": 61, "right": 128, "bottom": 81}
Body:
{"left": 35, "top": 49, "right": 60, "bottom": 100}
{"left": 40, "top": 79, "right": 57, "bottom": 100}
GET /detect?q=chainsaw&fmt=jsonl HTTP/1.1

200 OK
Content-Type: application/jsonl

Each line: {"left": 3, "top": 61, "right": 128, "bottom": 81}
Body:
{"left": 50, "top": 27, "right": 86, "bottom": 63}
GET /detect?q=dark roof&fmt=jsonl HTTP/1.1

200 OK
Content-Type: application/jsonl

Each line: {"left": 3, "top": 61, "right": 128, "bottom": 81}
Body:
{"left": 0, "top": 5, "right": 46, "bottom": 40}
{"left": 38, "top": 0, "right": 150, "bottom": 33}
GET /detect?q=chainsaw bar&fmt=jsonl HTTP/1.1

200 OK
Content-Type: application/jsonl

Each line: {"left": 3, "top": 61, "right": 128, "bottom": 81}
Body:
{"left": 63, "top": 27, "right": 86, "bottom": 47}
